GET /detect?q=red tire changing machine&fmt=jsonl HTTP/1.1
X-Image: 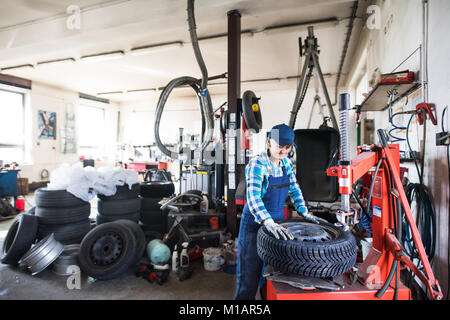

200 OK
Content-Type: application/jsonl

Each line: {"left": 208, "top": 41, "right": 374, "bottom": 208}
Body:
{"left": 265, "top": 93, "right": 443, "bottom": 300}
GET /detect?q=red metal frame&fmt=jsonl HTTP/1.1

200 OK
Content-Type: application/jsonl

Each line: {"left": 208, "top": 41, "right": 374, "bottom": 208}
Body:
{"left": 266, "top": 143, "right": 443, "bottom": 300}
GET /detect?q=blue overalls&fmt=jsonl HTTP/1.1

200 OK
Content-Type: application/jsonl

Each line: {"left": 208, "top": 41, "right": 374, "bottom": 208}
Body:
{"left": 235, "top": 166, "right": 290, "bottom": 300}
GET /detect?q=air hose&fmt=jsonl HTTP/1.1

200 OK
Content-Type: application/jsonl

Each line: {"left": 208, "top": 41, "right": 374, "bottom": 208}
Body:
{"left": 154, "top": 0, "right": 214, "bottom": 160}
{"left": 401, "top": 183, "right": 436, "bottom": 266}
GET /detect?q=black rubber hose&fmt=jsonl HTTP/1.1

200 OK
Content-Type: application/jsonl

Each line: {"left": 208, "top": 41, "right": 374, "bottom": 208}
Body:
{"left": 154, "top": 0, "right": 214, "bottom": 160}
{"left": 366, "top": 159, "right": 383, "bottom": 220}
{"left": 187, "top": 0, "right": 208, "bottom": 89}
{"left": 154, "top": 77, "right": 204, "bottom": 159}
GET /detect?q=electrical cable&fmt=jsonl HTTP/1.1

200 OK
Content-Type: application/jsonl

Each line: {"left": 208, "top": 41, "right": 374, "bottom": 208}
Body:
{"left": 360, "top": 158, "right": 383, "bottom": 233}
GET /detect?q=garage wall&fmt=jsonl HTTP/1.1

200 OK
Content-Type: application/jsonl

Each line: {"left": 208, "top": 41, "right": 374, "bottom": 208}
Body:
{"left": 18, "top": 82, "right": 120, "bottom": 182}
{"left": 346, "top": 0, "right": 450, "bottom": 297}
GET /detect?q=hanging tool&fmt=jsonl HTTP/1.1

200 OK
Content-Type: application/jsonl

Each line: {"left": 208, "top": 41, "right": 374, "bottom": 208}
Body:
{"left": 307, "top": 93, "right": 328, "bottom": 129}
{"left": 289, "top": 26, "right": 338, "bottom": 131}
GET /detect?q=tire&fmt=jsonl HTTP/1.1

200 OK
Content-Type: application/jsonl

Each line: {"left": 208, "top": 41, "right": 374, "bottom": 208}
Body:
{"left": 97, "top": 198, "right": 141, "bottom": 216}
{"left": 114, "top": 219, "right": 146, "bottom": 266}
{"left": 97, "top": 184, "right": 141, "bottom": 201}
{"left": 37, "top": 219, "right": 91, "bottom": 243}
{"left": 242, "top": 90, "right": 262, "bottom": 133}
{"left": 257, "top": 219, "right": 357, "bottom": 278}
{"left": 140, "top": 209, "right": 164, "bottom": 226}
{"left": 78, "top": 222, "right": 137, "bottom": 280}
{"left": 141, "top": 197, "right": 162, "bottom": 211}
{"left": 1, "top": 214, "right": 38, "bottom": 265}
{"left": 35, "top": 188, "right": 88, "bottom": 208}
{"left": 96, "top": 212, "right": 140, "bottom": 225}
{"left": 140, "top": 181, "right": 174, "bottom": 198}
{"left": 35, "top": 203, "right": 91, "bottom": 225}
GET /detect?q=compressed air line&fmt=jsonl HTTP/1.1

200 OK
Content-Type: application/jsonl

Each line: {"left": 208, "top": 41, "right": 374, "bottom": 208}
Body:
{"left": 154, "top": 0, "right": 214, "bottom": 161}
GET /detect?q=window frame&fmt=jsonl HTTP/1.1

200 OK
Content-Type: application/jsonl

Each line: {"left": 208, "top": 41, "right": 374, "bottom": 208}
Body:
{"left": 77, "top": 100, "right": 106, "bottom": 158}
{"left": 0, "top": 84, "right": 31, "bottom": 164}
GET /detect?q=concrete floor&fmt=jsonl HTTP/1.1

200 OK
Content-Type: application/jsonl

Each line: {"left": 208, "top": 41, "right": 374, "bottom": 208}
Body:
{"left": 0, "top": 193, "right": 239, "bottom": 300}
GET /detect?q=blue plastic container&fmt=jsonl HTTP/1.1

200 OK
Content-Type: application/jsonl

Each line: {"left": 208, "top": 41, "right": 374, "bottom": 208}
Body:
{"left": 0, "top": 170, "right": 19, "bottom": 198}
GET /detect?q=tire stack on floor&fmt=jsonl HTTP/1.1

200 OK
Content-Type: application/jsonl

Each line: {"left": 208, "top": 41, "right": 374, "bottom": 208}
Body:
{"left": 139, "top": 181, "right": 175, "bottom": 234}
{"left": 34, "top": 188, "right": 91, "bottom": 245}
{"left": 1, "top": 212, "right": 146, "bottom": 280}
{"left": 96, "top": 183, "right": 141, "bottom": 225}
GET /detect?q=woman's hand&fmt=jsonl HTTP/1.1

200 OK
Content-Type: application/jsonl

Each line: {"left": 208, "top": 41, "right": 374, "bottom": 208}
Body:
{"left": 263, "top": 218, "right": 294, "bottom": 240}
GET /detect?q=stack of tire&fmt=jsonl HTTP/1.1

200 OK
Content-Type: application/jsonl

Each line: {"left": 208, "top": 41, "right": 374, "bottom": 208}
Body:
{"left": 139, "top": 181, "right": 175, "bottom": 233}
{"left": 34, "top": 188, "right": 91, "bottom": 245}
{"left": 96, "top": 183, "right": 141, "bottom": 225}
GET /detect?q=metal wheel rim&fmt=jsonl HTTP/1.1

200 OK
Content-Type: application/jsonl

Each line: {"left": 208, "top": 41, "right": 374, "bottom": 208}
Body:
{"left": 19, "top": 234, "right": 64, "bottom": 275}
{"left": 280, "top": 222, "right": 338, "bottom": 243}
{"left": 90, "top": 232, "right": 124, "bottom": 265}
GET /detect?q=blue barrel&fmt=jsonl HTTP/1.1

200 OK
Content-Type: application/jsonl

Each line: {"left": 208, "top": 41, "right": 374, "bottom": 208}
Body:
{"left": 146, "top": 239, "right": 171, "bottom": 265}
{"left": 0, "top": 170, "right": 19, "bottom": 198}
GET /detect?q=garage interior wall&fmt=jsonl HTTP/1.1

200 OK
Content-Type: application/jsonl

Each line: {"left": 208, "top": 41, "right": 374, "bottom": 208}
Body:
{"left": 345, "top": 0, "right": 450, "bottom": 296}
{"left": 16, "top": 81, "right": 120, "bottom": 182}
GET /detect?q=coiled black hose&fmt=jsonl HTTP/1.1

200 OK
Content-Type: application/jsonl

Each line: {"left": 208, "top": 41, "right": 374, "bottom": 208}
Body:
{"left": 154, "top": 0, "right": 214, "bottom": 160}
{"left": 401, "top": 183, "right": 436, "bottom": 266}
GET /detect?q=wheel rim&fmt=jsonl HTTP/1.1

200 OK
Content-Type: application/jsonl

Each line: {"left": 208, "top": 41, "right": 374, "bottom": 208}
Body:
{"left": 280, "top": 222, "right": 338, "bottom": 243}
{"left": 90, "top": 232, "right": 123, "bottom": 265}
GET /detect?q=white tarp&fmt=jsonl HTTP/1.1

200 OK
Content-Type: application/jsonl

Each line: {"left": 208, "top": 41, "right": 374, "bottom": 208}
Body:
{"left": 46, "top": 163, "right": 139, "bottom": 201}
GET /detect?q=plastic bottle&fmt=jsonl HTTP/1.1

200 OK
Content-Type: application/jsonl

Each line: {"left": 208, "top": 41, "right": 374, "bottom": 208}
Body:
{"left": 171, "top": 244, "right": 179, "bottom": 272}
{"left": 180, "top": 242, "right": 189, "bottom": 267}
{"left": 200, "top": 193, "right": 209, "bottom": 213}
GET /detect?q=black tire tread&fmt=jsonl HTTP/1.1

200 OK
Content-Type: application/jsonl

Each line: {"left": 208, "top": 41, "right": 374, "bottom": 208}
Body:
{"left": 1, "top": 214, "right": 38, "bottom": 265}
{"left": 97, "top": 198, "right": 141, "bottom": 216}
{"left": 97, "top": 184, "right": 140, "bottom": 201}
{"left": 35, "top": 188, "right": 88, "bottom": 208}
{"left": 256, "top": 220, "right": 357, "bottom": 278}
{"left": 35, "top": 203, "right": 91, "bottom": 225}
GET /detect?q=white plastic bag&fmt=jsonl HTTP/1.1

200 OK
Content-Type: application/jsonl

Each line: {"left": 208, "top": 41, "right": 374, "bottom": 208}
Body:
{"left": 47, "top": 163, "right": 139, "bottom": 201}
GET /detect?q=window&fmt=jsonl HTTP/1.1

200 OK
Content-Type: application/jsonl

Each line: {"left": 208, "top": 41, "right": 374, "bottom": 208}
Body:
{"left": 78, "top": 104, "right": 105, "bottom": 159}
{"left": 0, "top": 89, "right": 25, "bottom": 163}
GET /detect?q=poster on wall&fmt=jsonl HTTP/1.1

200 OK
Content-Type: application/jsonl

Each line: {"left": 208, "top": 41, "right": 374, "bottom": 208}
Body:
{"left": 38, "top": 110, "right": 57, "bottom": 139}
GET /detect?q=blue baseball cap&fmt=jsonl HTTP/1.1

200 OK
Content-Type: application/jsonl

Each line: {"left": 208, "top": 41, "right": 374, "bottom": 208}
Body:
{"left": 268, "top": 124, "right": 295, "bottom": 147}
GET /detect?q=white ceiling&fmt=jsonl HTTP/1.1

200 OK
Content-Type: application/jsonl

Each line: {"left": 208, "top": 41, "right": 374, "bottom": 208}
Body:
{"left": 0, "top": 0, "right": 368, "bottom": 103}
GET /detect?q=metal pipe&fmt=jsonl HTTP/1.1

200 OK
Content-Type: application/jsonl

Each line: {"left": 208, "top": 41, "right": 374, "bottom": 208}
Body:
{"left": 339, "top": 93, "right": 351, "bottom": 213}
{"left": 334, "top": 1, "right": 358, "bottom": 105}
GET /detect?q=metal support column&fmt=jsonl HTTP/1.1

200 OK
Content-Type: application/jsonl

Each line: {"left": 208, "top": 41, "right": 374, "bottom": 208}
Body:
{"left": 226, "top": 9, "right": 241, "bottom": 237}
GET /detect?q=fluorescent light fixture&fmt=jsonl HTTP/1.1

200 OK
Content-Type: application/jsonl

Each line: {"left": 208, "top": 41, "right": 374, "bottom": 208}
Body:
{"left": 1, "top": 64, "right": 34, "bottom": 72}
{"left": 130, "top": 41, "right": 184, "bottom": 56}
{"left": 37, "top": 58, "right": 76, "bottom": 66}
{"left": 96, "top": 91, "right": 123, "bottom": 96}
{"left": 198, "top": 30, "right": 254, "bottom": 43}
{"left": 80, "top": 51, "right": 125, "bottom": 63}
{"left": 126, "top": 88, "right": 157, "bottom": 93}
{"left": 263, "top": 17, "right": 340, "bottom": 35}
